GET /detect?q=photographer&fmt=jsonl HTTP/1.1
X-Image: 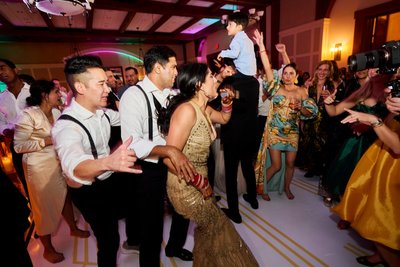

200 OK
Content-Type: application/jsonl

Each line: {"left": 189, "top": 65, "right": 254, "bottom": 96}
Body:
{"left": 332, "top": 75, "right": 400, "bottom": 267}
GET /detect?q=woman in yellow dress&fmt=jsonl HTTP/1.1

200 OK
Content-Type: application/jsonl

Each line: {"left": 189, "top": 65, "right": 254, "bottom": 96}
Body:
{"left": 332, "top": 80, "right": 400, "bottom": 267}
{"left": 158, "top": 63, "right": 259, "bottom": 267}
{"left": 14, "top": 80, "right": 89, "bottom": 263}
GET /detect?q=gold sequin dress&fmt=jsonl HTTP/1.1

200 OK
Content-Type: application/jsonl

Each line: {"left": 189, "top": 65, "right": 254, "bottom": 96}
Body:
{"left": 167, "top": 101, "right": 259, "bottom": 267}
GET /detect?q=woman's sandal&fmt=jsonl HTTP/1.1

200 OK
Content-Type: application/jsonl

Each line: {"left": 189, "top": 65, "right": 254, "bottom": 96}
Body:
{"left": 337, "top": 219, "right": 351, "bottom": 230}
{"left": 261, "top": 194, "right": 271, "bottom": 201}
{"left": 285, "top": 190, "right": 295, "bottom": 200}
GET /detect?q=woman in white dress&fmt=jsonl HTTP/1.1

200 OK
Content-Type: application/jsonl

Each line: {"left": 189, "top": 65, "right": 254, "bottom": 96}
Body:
{"left": 14, "top": 80, "right": 90, "bottom": 263}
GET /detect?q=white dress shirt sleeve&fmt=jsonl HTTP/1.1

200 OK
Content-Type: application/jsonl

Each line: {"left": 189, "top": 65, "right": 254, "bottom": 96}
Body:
{"left": 220, "top": 34, "right": 240, "bottom": 59}
{"left": 120, "top": 86, "right": 157, "bottom": 160}
{"left": 52, "top": 120, "right": 94, "bottom": 185}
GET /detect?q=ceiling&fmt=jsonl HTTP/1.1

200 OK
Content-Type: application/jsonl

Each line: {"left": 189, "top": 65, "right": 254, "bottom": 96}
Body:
{"left": 0, "top": 0, "right": 270, "bottom": 45}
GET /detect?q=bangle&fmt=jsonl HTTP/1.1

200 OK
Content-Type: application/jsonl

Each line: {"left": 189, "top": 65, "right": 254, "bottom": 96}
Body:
{"left": 371, "top": 118, "right": 383, "bottom": 128}
{"left": 221, "top": 103, "right": 233, "bottom": 113}
{"left": 259, "top": 50, "right": 266, "bottom": 54}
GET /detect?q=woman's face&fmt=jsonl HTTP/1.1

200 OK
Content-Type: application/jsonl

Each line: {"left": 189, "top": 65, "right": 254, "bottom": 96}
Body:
{"left": 201, "top": 69, "right": 217, "bottom": 100}
{"left": 316, "top": 63, "right": 330, "bottom": 81}
{"left": 46, "top": 87, "right": 62, "bottom": 107}
{"left": 282, "top": 66, "right": 298, "bottom": 85}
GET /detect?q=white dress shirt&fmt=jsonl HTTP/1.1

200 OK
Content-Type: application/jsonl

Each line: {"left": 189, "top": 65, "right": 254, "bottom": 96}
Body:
{"left": 258, "top": 77, "right": 270, "bottom": 116}
{"left": 120, "top": 76, "right": 170, "bottom": 163}
{"left": 52, "top": 99, "right": 120, "bottom": 186}
{"left": 0, "top": 82, "right": 30, "bottom": 134}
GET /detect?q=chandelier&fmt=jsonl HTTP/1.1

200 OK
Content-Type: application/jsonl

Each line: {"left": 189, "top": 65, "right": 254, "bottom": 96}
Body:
{"left": 221, "top": 8, "right": 264, "bottom": 25}
{"left": 23, "top": 0, "right": 94, "bottom": 16}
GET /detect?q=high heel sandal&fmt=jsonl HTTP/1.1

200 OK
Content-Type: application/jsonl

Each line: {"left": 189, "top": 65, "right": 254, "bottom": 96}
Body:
{"left": 285, "top": 190, "right": 294, "bottom": 200}
{"left": 261, "top": 194, "right": 270, "bottom": 201}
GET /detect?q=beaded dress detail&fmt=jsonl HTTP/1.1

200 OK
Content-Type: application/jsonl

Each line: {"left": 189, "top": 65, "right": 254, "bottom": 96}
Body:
{"left": 167, "top": 100, "right": 259, "bottom": 267}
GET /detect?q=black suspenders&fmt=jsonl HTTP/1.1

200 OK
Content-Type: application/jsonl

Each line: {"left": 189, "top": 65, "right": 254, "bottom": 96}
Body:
{"left": 136, "top": 84, "right": 154, "bottom": 141}
{"left": 58, "top": 113, "right": 110, "bottom": 159}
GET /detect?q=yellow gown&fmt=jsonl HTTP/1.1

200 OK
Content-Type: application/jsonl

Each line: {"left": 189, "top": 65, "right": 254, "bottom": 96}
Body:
{"left": 167, "top": 101, "right": 259, "bottom": 267}
{"left": 332, "top": 118, "right": 400, "bottom": 250}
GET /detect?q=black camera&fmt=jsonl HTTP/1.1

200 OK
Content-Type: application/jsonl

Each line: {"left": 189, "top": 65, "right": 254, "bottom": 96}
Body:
{"left": 348, "top": 40, "right": 400, "bottom": 74}
{"left": 387, "top": 78, "right": 400, "bottom": 97}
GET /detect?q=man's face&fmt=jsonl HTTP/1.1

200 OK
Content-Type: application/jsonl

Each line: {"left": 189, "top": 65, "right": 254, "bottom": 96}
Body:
{"left": 125, "top": 69, "right": 138, "bottom": 86}
{"left": 159, "top": 57, "right": 178, "bottom": 89}
{"left": 79, "top": 68, "right": 110, "bottom": 109}
{"left": 105, "top": 70, "right": 117, "bottom": 89}
{"left": 0, "top": 61, "right": 17, "bottom": 85}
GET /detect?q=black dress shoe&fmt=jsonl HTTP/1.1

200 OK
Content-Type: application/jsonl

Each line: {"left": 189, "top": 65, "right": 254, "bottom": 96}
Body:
{"left": 166, "top": 248, "right": 193, "bottom": 261}
{"left": 356, "top": 256, "right": 389, "bottom": 267}
{"left": 221, "top": 208, "right": 242, "bottom": 224}
{"left": 243, "top": 194, "right": 259, "bottom": 209}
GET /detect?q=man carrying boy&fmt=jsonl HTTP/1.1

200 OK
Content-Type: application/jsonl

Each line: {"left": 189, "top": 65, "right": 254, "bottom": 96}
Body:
{"left": 217, "top": 12, "right": 259, "bottom": 224}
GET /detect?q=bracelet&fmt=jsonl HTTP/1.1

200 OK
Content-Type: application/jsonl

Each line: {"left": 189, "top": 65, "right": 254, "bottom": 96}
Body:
{"left": 216, "top": 80, "right": 222, "bottom": 83}
{"left": 221, "top": 104, "right": 233, "bottom": 113}
{"left": 259, "top": 50, "right": 266, "bottom": 54}
{"left": 371, "top": 118, "right": 383, "bottom": 128}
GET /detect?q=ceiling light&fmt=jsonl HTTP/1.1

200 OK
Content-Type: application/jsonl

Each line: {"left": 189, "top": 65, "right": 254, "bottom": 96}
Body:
{"left": 221, "top": 8, "right": 264, "bottom": 25}
{"left": 23, "top": 0, "right": 94, "bottom": 17}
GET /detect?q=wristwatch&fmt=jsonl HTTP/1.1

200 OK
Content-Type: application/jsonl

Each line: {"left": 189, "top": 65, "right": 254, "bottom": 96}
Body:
{"left": 371, "top": 118, "right": 383, "bottom": 128}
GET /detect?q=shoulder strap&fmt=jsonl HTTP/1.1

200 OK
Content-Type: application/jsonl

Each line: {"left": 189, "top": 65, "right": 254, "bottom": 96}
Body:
{"left": 58, "top": 114, "right": 98, "bottom": 159}
{"left": 135, "top": 84, "right": 153, "bottom": 141}
{"left": 104, "top": 112, "right": 110, "bottom": 124}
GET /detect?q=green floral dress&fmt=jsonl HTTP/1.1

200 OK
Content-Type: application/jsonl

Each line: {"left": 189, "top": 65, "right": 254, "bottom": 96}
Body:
{"left": 254, "top": 71, "right": 318, "bottom": 194}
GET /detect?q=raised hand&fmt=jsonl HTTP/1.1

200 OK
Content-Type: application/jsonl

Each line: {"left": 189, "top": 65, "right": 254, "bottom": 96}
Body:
{"left": 108, "top": 136, "right": 142, "bottom": 174}
{"left": 304, "top": 77, "right": 313, "bottom": 89}
{"left": 323, "top": 88, "right": 337, "bottom": 104}
{"left": 213, "top": 59, "right": 222, "bottom": 69}
{"left": 275, "top": 43, "right": 286, "bottom": 53}
{"left": 253, "top": 29, "right": 264, "bottom": 47}
{"left": 217, "top": 52, "right": 222, "bottom": 61}
{"left": 385, "top": 94, "right": 400, "bottom": 115}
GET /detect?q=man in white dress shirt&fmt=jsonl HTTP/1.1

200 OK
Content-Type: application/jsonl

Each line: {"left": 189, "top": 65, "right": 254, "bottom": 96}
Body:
{"left": 120, "top": 46, "right": 196, "bottom": 266}
{"left": 0, "top": 58, "right": 30, "bottom": 194}
{"left": 52, "top": 55, "right": 141, "bottom": 267}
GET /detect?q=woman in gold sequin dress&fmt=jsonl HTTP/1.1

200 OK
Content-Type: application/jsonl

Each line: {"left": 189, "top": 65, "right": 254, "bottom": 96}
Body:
{"left": 158, "top": 63, "right": 259, "bottom": 267}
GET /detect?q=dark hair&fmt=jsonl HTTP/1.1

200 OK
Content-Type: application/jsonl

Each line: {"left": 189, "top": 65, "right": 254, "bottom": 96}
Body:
{"left": 26, "top": 80, "right": 55, "bottom": 107}
{"left": 228, "top": 12, "right": 249, "bottom": 29}
{"left": 158, "top": 63, "right": 208, "bottom": 135}
{"left": 125, "top": 66, "right": 138, "bottom": 74}
{"left": 0, "top": 58, "right": 16, "bottom": 69}
{"left": 18, "top": 74, "right": 35, "bottom": 85}
{"left": 347, "top": 73, "right": 391, "bottom": 103}
{"left": 282, "top": 63, "right": 298, "bottom": 74}
{"left": 144, "top": 46, "right": 176, "bottom": 74}
{"left": 64, "top": 55, "right": 103, "bottom": 95}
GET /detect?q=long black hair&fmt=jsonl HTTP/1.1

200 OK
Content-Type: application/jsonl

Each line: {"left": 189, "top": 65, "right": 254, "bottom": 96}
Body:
{"left": 158, "top": 63, "right": 208, "bottom": 136}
